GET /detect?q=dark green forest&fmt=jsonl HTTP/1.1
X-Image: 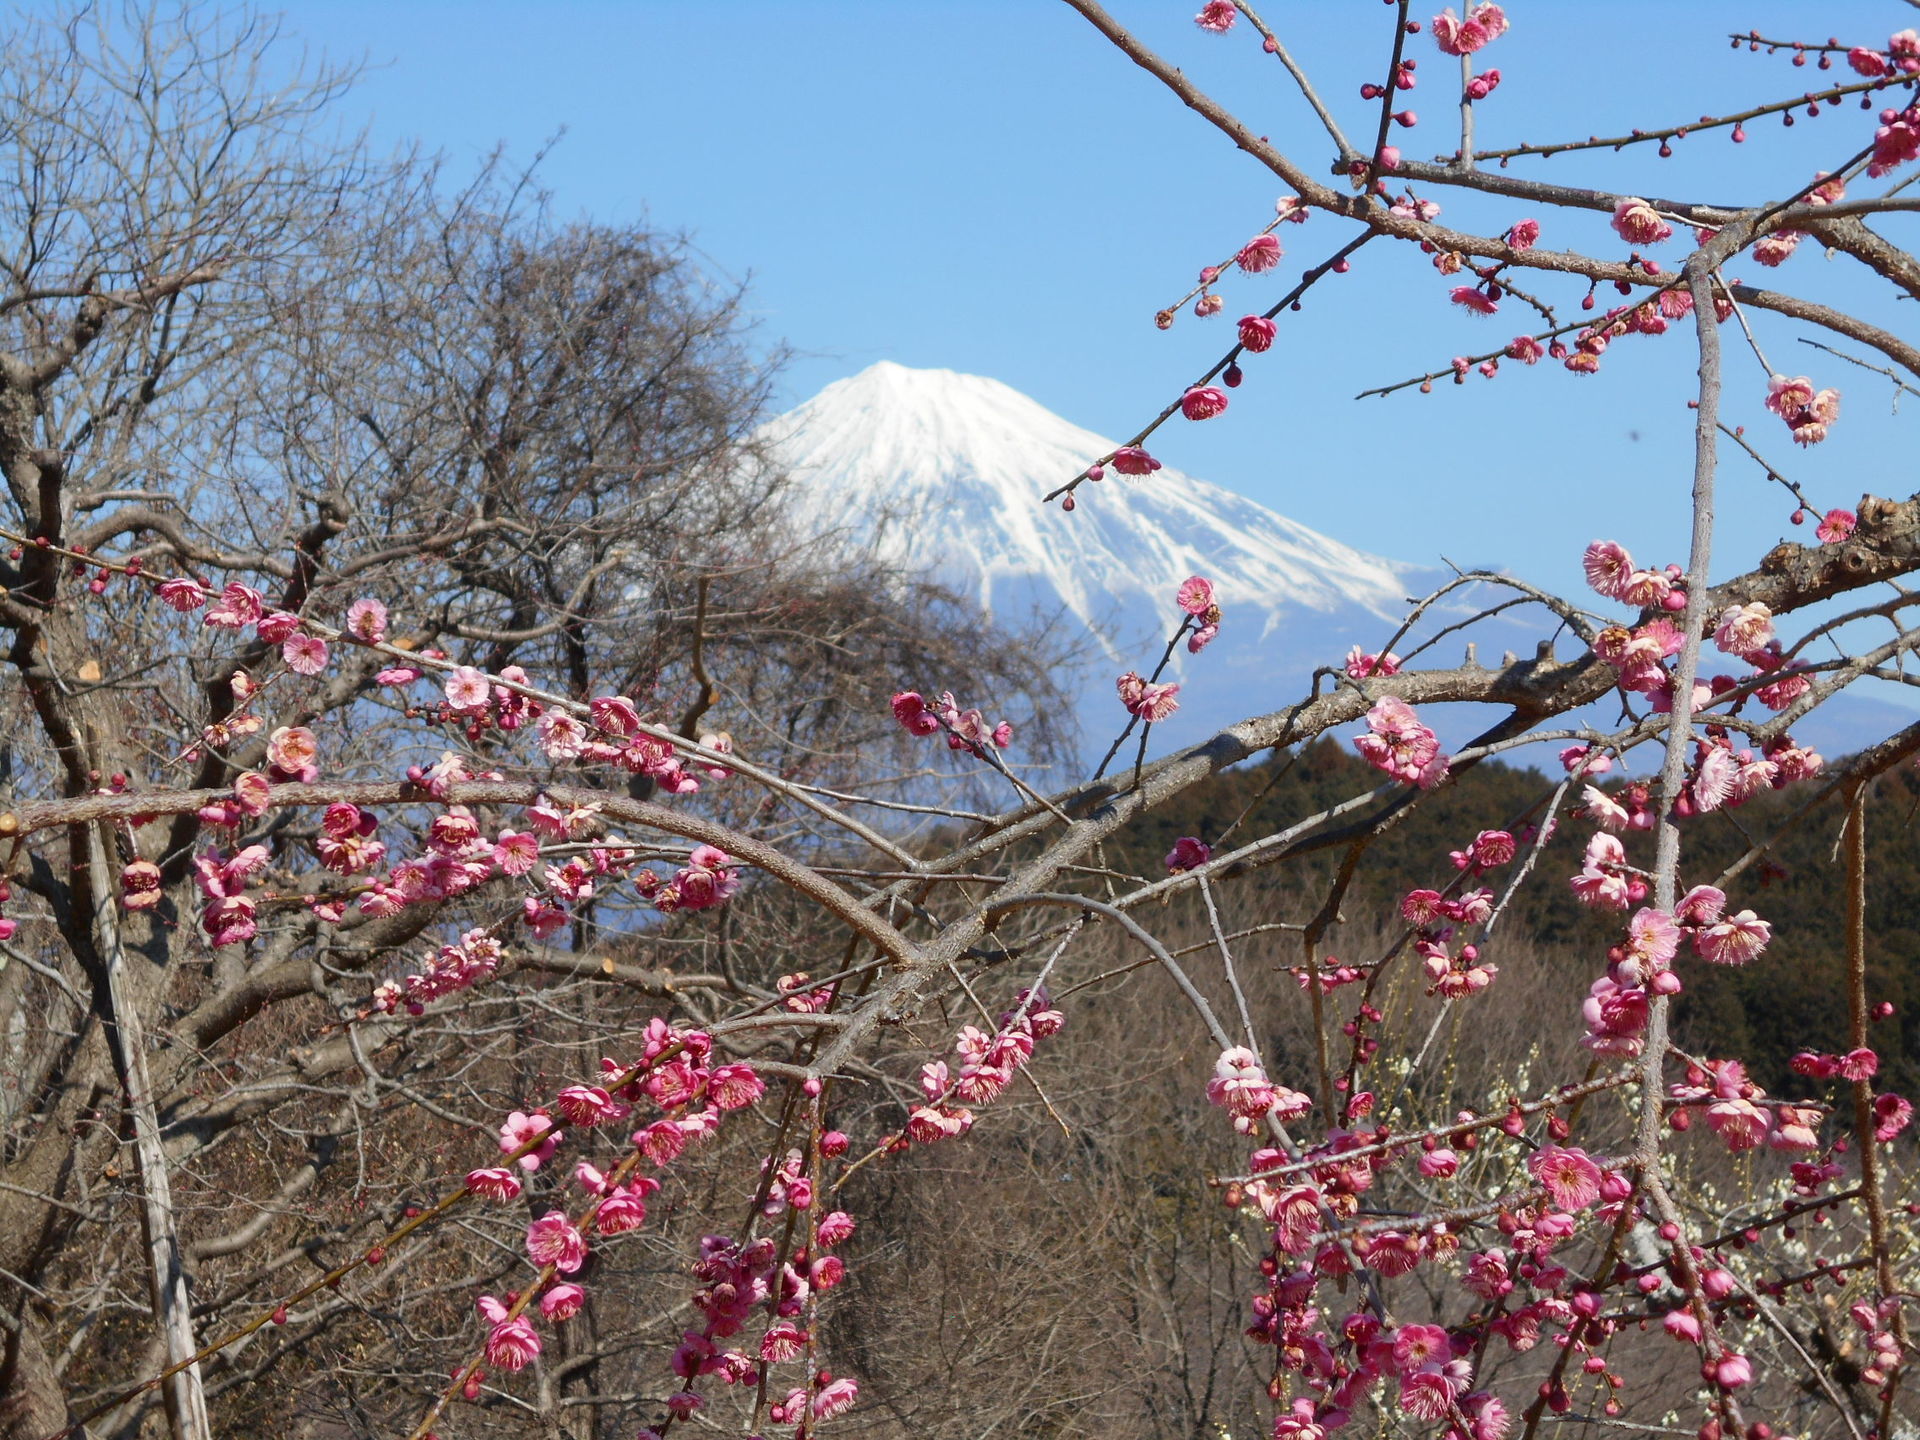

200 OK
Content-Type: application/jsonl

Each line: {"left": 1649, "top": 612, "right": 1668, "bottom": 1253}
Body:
{"left": 1100, "top": 738, "right": 1920, "bottom": 1100}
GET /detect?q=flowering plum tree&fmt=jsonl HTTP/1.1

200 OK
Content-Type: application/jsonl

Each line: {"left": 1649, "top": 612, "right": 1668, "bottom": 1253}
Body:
{"left": 3, "top": 5, "right": 1920, "bottom": 1440}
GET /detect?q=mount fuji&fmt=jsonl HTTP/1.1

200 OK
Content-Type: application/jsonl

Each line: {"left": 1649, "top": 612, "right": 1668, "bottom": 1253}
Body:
{"left": 761, "top": 362, "right": 1905, "bottom": 768}
{"left": 760, "top": 362, "right": 1448, "bottom": 759}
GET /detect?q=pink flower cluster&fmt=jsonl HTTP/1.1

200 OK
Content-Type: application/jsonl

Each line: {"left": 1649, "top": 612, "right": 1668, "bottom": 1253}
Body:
{"left": 890, "top": 689, "right": 1015, "bottom": 757}
{"left": 1668, "top": 1058, "right": 1821, "bottom": 1153}
{"left": 1207, "top": 1047, "right": 1313, "bottom": 1134}
{"left": 1116, "top": 670, "right": 1180, "bottom": 722}
{"left": 653, "top": 845, "right": 740, "bottom": 914}
{"left": 1577, "top": 895, "right": 1771, "bottom": 1057}
{"left": 193, "top": 844, "right": 269, "bottom": 946}
{"left": 372, "top": 927, "right": 506, "bottom": 1015}
{"left": 459, "top": 1021, "right": 793, "bottom": 1411}
{"left": 908, "top": 990, "right": 1064, "bottom": 1145}
{"left": 1353, "top": 696, "right": 1449, "bottom": 788}
{"left": 1430, "top": 3, "right": 1507, "bottom": 57}
{"left": 1764, "top": 373, "right": 1841, "bottom": 446}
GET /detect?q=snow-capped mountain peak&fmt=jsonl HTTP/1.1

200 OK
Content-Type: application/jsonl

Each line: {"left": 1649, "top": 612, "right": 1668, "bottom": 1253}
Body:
{"left": 762, "top": 361, "right": 1432, "bottom": 756}
{"left": 766, "top": 361, "right": 1412, "bottom": 655}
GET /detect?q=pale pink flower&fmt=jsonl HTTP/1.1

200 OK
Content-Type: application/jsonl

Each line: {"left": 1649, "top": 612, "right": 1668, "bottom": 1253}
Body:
{"left": 120, "top": 859, "right": 163, "bottom": 910}
{"left": 1400, "top": 1368, "right": 1463, "bottom": 1420}
{"left": 1692, "top": 745, "right": 1738, "bottom": 813}
{"left": 1765, "top": 373, "right": 1815, "bottom": 416}
{"left": 1506, "top": 335, "right": 1544, "bottom": 363}
{"left": 762, "top": 1323, "right": 808, "bottom": 1362}
{"left": 1187, "top": 622, "right": 1218, "bottom": 653}
{"left": 1625, "top": 907, "right": 1679, "bottom": 967}
{"left": 554, "top": 1085, "right": 621, "bottom": 1127}
{"left": 1771, "top": 1105, "right": 1821, "bottom": 1151}
{"left": 282, "top": 633, "right": 328, "bottom": 675}
{"left": 1581, "top": 541, "right": 1634, "bottom": 600}
{"left": 1676, "top": 884, "right": 1726, "bottom": 924}
{"left": 266, "top": 725, "right": 319, "bottom": 781}
{"left": 157, "top": 576, "right": 210, "bottom": 611}
{"left": 1619, "top": 569, "right": 1671, "bottom": 609}
{"left": 1713, "top": 602, "right": 1774, "bottom": 659}
{"left": 813, "top": 1377, "right": 859, "bottom": 1421}
{"left": 256, "top": 611, "right": 300, "bottom": 644}
{"left": 203, "top": 582, "right": 264, "bottom": 629}
{"left": 1611, "top": 197, "right": 1672, "bottom": 246}
{"left": 1851, "top": 46, "right": 1891, "bottom": 76}
{"left": 1582, "top": 785, "right": 1629, "bottom": 832}
{"left": 1236, "top": 234, "right": 1282, "bottom": 273}
{"left": 1392, "top": 1323, "right": 1451, "bottom": 1375}
{"left": 1528, "top": 1146, "right": 1603, "bottom": 1210}
{"left": 444, "top": 666, "right": 490, "bottom": 711}
{"left": 1714, "top": 1353, "right": 1753, "bottom": 1388}
{"left": 1754, "top": 230, "right": 1802, "bottom": 268}
{"left": 1693, "top": 910, "right": 1772, "bottom": 965}
{"left": 1663, "top": 1309, "right": 1702, "bottom": 1343}
{"left": 499, "top": 1110, "right": 561, "bottom": 1171}
{"left": 492, "top": 829, "right": 539, "bottom": 876}
{"left": 1869, "top": 118, "right": 1920, "bottom": 178}
{"left": 231, "top": 770, "right": 271, "bottom": 817}
{"left": 708, "top": 1062, "right": 765, "bottom": 1111}
{"left": 1194, "top": 0, "right": 1236, "bottom": 32}
{"left": 596, "top": 1186, "right": 648, "bottom": 1234}
{"left": 1177, "top": 575, "right": 1215, "bottom": 616}
{"left": 1353, "top": 696, "right": 1447, "bottom": 787}
{"left": 345, "top": 596, "right": 387, "bottom": 643}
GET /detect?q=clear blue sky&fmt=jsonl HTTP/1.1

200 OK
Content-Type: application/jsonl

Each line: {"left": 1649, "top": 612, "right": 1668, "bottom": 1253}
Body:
{"left": 269, "top": 1, "right": 1916, "bottom": 607}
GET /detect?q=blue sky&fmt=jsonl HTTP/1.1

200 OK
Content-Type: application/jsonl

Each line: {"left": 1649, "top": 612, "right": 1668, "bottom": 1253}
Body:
{"left": 270, "top": 1, "right": 1917, "bottom": 608}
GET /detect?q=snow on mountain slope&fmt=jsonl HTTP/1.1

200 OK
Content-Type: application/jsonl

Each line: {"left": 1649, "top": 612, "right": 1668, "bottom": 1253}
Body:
{"left": 761, "top": 362, "right": 1436, "bottom": 755}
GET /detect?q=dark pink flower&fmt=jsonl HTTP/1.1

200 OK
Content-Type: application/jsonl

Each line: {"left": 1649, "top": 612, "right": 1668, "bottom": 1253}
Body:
{"left": 540, "top": 1283, "right": 585, "bottom": 1321}
{"left": 1165, "top": 836, "right": 1212, "bottom": 874}
{"left": 890, "top": 690, "right": 939, "bottom": 736}
{"left": 466, "top": 1167, "right": 523, "bottom": 1202}
{"left": 1817, "top": 508, "right": 1857, "bottom": 544}
{"left": 1111, "top": 446, "right": 1161, "bottom": 476}
{"left": 1180, "top": 386, "right": 1229, "bottom": 421}
{"left": 1237, "top": 314, "right": 1277, "bottom": 352}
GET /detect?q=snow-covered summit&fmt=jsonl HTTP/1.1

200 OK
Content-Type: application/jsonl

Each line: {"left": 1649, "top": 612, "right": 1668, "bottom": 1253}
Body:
{"left": 761, "top": 361, "right": 1436, "bottom": 758}
{"left": 765, "top": 361, "right": 1412, "bottom": 654}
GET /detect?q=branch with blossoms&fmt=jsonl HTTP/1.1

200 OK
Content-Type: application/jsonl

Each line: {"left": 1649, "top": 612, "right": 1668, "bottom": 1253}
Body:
{"left": 20, "top": 9, "right": 1920, "bottom": 1439}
